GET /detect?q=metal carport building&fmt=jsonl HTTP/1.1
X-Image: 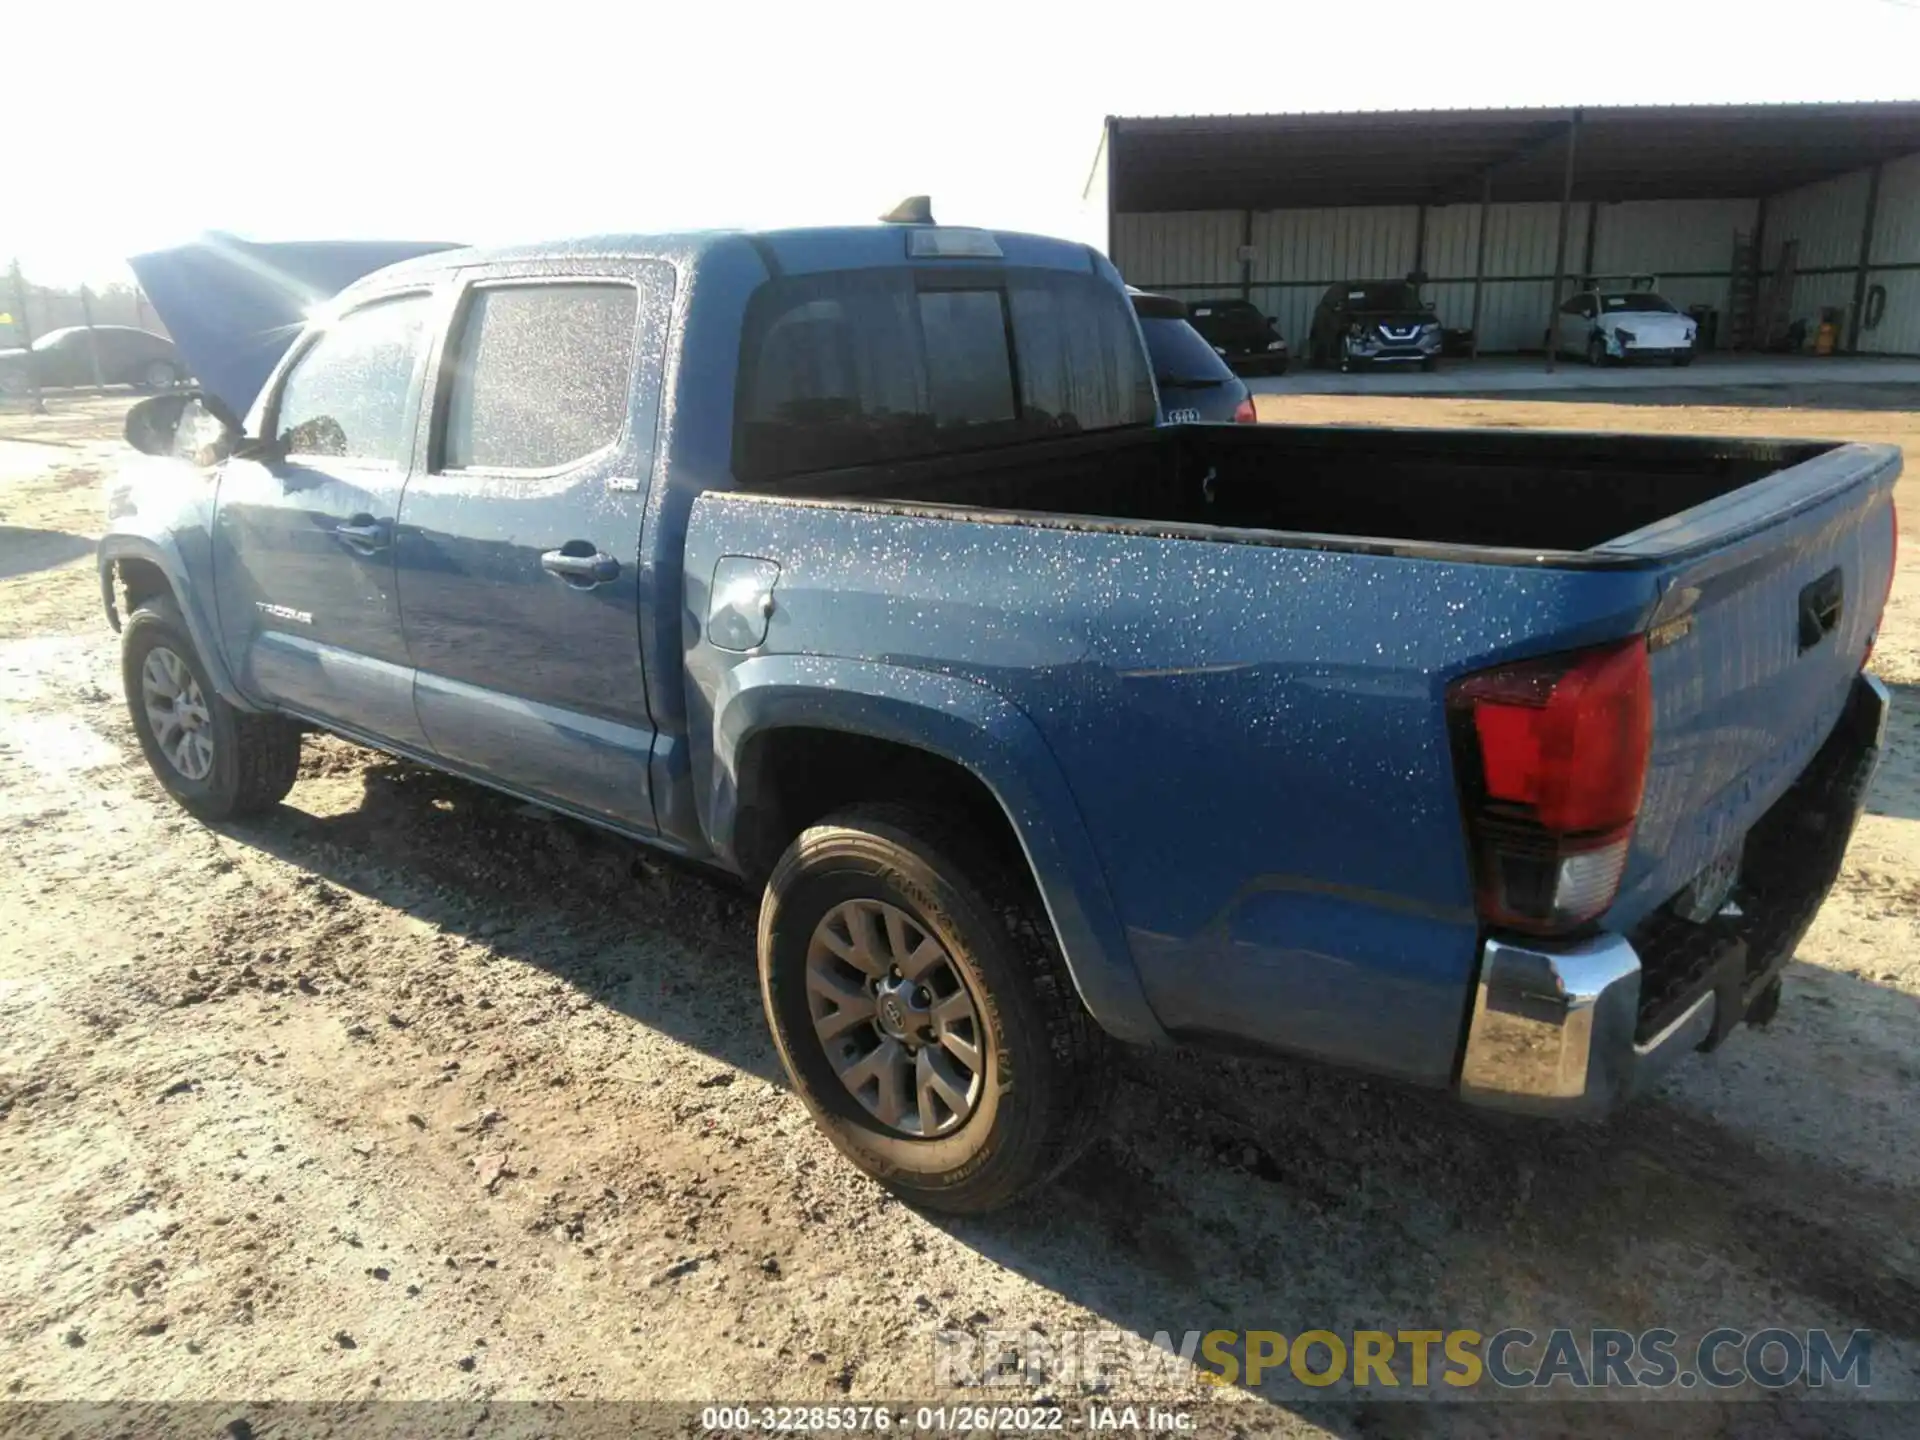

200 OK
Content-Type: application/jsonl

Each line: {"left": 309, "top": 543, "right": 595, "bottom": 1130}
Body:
{"left": 1086, "top": 103, "right": 1920, "bottom": 361}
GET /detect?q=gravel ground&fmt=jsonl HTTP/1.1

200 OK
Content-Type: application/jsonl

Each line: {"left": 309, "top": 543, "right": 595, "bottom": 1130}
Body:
{"left": 4, "top": 391, "right": 1920, "bottom": 1438}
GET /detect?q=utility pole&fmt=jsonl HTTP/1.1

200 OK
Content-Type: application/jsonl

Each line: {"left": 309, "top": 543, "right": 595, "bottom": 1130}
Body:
{"left": 7, "top": 259, "right": 46, "bottom": 414}
{"left": 1543, "top": 110, "right": 1581, "bottom": 375}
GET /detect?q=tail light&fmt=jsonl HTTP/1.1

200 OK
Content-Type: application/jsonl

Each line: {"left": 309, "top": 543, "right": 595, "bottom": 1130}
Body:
{"left": 1232, "top": 397, "right": 1257, "bottom": 424}
{"left": 1446, "top": 638, "right": 1652, "bottom": 934}
{"left": 1867, "top": 498, "right": 1898, "bottom": 663}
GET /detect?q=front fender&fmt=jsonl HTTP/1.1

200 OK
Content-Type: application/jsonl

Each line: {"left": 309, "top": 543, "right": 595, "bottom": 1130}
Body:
{"left": 707, "top": 654, "right": 1169, "bottom": 1047}
{"left": 97, "top": 528, "right": 255, "bottom": 712}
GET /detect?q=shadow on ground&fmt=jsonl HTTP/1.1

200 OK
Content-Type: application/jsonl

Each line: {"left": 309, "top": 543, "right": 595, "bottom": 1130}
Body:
{"left": 1864, "top": 682, "right": 1920, "bottom": 823}
{"left": 214, "top": 746, "right": 1920, "bottom": 1435}
{"left": 0, "top": 525, "right": 93, "bottom": 580}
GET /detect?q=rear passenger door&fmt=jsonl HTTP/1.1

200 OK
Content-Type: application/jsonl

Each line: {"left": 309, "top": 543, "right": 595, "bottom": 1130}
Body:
{"left": 395, "top": 261, "right": 673, "bottom": 833}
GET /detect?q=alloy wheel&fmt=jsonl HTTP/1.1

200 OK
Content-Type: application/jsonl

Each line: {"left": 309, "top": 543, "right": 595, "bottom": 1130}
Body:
{"left": 804, "top": 898, "right": 986, "bottom": 1137}
{"left": 140, "top": 646, "right": 214, "bottom": 781}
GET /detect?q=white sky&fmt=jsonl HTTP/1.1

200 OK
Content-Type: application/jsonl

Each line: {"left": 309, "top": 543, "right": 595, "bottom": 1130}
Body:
{"left": 10, "top": 0, "right": 1920, "bottom": 287}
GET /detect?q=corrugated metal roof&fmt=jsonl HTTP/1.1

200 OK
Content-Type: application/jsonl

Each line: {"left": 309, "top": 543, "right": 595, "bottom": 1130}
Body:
{"left": 1107, "top": 102, "right": 1920, "bottom": 210}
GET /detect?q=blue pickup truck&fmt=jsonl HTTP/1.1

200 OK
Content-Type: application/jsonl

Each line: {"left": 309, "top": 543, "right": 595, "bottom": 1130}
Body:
{"left": 103, "top": 220, "right": 1898, "bottom": 1213}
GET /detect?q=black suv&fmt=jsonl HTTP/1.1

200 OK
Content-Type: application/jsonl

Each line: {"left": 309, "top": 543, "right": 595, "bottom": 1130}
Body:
{"left": 1307, "top": 281, "right": 1442, "bottom": 371}
{"left": 1182, "top": 298, "right": 1289, "bottom": 375}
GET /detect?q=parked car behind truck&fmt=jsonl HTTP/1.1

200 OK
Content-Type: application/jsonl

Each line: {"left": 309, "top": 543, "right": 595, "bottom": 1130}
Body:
{"left": 0, "top": 325, "right": 185, "bottom": 393}
{"left": 105, "top": 220, "right": 1897, "bottom": 1214}
{"left": 1127, "top": 288, "right": 1255, "bottom": 424}
{"left": 1182, "top": 297, "right": 1289, "bottom": 375}
{"left": 1556, "top": 287, "right": 1698, "bottom": 366}
{"left": 1307, "top": 279, "right": 1443, "bottom": 370}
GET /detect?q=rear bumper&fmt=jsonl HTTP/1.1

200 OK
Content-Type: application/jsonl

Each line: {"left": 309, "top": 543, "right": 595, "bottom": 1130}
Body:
{"left": 1457, "top": 672, "right": 1888, "bottom": 1117}
{"left": 1223, "top": 349, "right": 1288, "bottom": 372}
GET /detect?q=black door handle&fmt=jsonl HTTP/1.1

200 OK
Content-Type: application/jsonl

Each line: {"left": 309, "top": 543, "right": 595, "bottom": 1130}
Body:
{"left": 334, "top": 515, "right": 390, "bottom": 553}
{"left": 1799, "top": 568, "right": 1844, "bottom": 652}
{"left": 541, "top": 545, "right": 621, "bottom": 588}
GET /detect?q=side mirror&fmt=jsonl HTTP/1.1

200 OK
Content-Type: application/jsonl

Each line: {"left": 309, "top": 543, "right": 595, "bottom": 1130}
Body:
{"left": 124, "top": 391, "right": 242, "bottom": 465}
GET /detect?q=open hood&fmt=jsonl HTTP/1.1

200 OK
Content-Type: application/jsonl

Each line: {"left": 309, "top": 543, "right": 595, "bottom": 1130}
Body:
{"left": 129, "top": 233, "right": 464, "bottom": 418}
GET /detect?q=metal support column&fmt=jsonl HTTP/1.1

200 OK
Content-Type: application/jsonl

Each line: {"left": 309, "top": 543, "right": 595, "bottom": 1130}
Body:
{"left": 1412, "top": 204, "right": 1427, "bottom": 278}
{"left": 1581, "top": 198, "right": 1600, "bottom": 287}
{"left": 1543, "top": 110, "right": 1581, "bottom": 374}
{"left": 1848, "top": 163, "right": 1883, "bottom": 353}
{"left": 1241, "top": 209, "right": 1254, "bottom": 302}
{"left": 1468, "top": 172, "right": 1491, "bottom": 358}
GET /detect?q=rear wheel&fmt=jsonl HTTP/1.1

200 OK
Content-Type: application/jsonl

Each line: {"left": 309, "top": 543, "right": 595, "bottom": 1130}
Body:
{"left": 1587, "top": 335, "right": 1609, "bottom": 368}
{"left": 1672, "top": 353, "right": 1694, "bottom": 367}
{"left": 122, "top": 598, "right": 301, "bottom": 820}
{"left": 758, "top": 804, "right": 1110, "bottom": 1213}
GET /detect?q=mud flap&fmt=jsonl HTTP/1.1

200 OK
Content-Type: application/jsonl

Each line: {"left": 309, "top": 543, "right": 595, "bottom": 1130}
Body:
{"left": 1699, "top": 938, "right": 1751, "bottom": 1052}
{"left": 1745, "top": 976, "right": 1784, "bottom": 1029}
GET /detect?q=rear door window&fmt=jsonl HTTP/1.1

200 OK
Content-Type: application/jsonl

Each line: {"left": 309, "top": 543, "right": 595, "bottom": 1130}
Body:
{"left": 275, "top": 295, "right": 431, "bottom": 463}
{"left": 440, "top": 282, "right": 638, "bottom": 471}
{"left": 735, "top": 267, "right": 1153, "bottom": 485}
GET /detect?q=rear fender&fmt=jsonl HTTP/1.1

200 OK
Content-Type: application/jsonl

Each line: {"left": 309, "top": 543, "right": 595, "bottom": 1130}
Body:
{"left": 706, "top": 653, "right": 1169, "bottom": 1046}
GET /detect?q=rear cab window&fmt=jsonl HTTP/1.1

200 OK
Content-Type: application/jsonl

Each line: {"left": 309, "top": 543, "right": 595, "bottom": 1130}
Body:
{"left": 733, "top": 266, "right": 1154, "bottom": 486}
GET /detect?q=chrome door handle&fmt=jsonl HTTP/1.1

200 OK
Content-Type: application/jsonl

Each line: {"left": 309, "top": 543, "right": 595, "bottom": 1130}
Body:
{"left": 541, "top": 547, "right": 621, "bottom": 588}
{"left": 334, "top": 516, "right": 390, "bottom": 553}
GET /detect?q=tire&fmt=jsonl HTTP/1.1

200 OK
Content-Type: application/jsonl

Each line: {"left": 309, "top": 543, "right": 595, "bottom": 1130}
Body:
{"left": 1270, "top": 357, "right": 1289, "bottom": 377}
{"left": 1672, "top": 354, "right": 1693, "bottom": 368}
{"left": 1420, "top": 356, "right": 1437, "bottom": 373}
{"left": 758, "top": 804, "right": 1111, "bottom": 1214}
{"left": 1587, "top": 336, "right": 1609, "bottom": 368}
{"left": 122, "top": 597, "right": 301, "bottom": 821}
{"left": 140, "top": 359, "right": 180, "bottom": 391}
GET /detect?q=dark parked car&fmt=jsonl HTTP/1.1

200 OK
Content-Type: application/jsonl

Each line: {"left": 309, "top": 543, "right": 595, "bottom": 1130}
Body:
{"left": 1182, "top": 297, "right": 1289, "bottom": 375}
{"left": 1129, "top": 290, "right": 1254, "bottom": 423}
{"left": 0, "top": 325, "right": 186, "bottom": 393}
{"left": 1307, "top": 280, "right": 1442, "bottom": 371}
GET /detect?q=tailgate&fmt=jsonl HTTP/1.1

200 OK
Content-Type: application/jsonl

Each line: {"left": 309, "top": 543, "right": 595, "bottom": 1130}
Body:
{"left": 1603, "top": 441, "right": 1900, "bottom": 928}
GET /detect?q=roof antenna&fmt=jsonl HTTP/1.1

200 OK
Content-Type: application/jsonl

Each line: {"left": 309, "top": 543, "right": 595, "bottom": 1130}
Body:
{"left": 880, "top": 195, "right": 935, "bottom": 225}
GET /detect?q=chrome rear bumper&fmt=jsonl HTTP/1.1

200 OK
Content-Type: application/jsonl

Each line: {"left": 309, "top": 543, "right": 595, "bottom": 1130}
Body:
{"left": 1457, "top": 673, "right": 1888, "bottom": 1118}
{"left": 1456, "top": 934, "right": 1715, "bottom": 1116}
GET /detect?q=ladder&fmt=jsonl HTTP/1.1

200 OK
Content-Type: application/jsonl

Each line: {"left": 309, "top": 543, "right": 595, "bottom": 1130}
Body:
{"left": 1725, "top": 231, "right": 1760, "bottom": 349}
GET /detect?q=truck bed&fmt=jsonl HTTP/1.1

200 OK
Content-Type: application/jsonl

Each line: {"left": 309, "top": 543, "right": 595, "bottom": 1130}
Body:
{"left": 703, "top": 418, "right": 1896, "bottom": 1078}
{"left": 760, "top": 422, "right": 1836, "bottom": 560}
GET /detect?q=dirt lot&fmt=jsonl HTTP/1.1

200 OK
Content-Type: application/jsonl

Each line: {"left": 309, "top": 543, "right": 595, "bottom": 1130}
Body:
{"left": 5, "top": 389, "right": 1920, "bottom": 1437}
